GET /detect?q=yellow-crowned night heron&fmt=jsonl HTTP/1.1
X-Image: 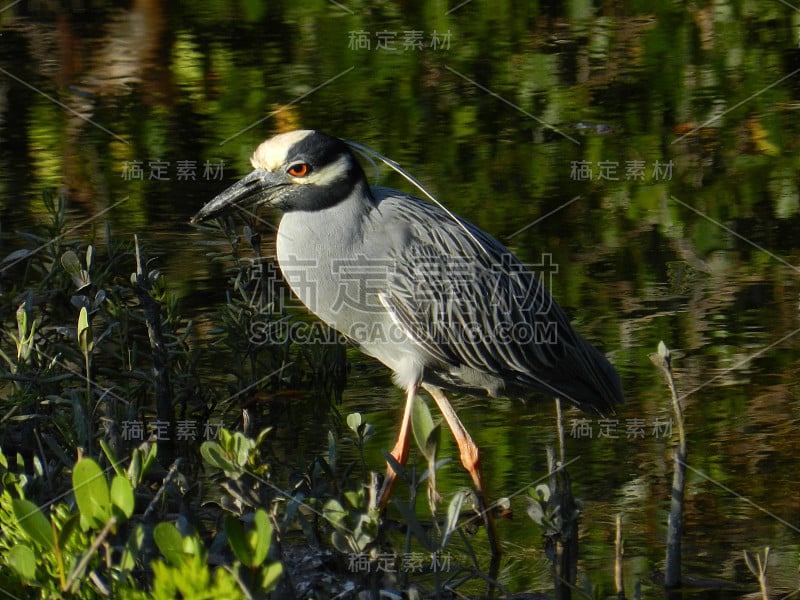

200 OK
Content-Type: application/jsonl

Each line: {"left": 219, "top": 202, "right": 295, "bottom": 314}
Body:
{"left": 192, "top": 129, "right": 624, "bottom": 558}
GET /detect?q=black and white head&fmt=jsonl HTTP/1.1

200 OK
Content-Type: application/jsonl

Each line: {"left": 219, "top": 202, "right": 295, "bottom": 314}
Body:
{"left": 191, "top": 130, "right": 370, "bottom": 223}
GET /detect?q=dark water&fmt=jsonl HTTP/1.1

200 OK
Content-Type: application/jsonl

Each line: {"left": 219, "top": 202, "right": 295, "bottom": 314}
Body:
{"left": 1, "top": 1, "right": 800, "bottom": 596}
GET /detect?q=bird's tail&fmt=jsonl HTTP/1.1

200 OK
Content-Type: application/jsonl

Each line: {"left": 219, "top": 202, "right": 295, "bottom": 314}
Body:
{"left": 562, "top": 337, "right": 624, "bottom": 417}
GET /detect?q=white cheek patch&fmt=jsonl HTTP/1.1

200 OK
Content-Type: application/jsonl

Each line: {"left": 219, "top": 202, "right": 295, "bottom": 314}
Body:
{"left": 250, "top": 130, "right": 314, "bottom": 171}
{"left": 299, "top": 155, "right": 349, "bottom": 186}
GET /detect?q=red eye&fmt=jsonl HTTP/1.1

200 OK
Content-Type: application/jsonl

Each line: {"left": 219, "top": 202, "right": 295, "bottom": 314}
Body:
{"left": 287, "top": 163, "right": 310, "bottom": 177}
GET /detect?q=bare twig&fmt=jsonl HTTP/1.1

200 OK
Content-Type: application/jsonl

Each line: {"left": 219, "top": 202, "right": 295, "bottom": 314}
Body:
{"left": 132, "top": 235, "right": 174, "bottom": 460}
{"left": 546, "top": 399, "right": 578, "bottom": 600}
{"left": 64, "top": 516, "right": 117, "bottom": 592}
{"left": 615, "top": 514, "right": 625, "bottom": 599}
{"left": 743, "top": 547, "right": 770, "bottom": 600}
{"left": 143, "top": 458, "right": 183, "bottom": 521}
{"left": 650, "top": 341, "right": 686, "bottom": 589}
{"left": 555, "top": 397, "right": 566, "bottom": 465}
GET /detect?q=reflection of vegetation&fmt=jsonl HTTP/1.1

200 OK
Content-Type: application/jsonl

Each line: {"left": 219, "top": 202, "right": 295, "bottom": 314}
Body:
{"left": 3, "top": 0, "right": 798, "bottom": 232}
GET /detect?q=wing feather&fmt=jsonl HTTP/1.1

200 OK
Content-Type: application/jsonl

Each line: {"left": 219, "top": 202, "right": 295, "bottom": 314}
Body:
{"left": 369, "top": 187, "right": 623, "bottom": 414}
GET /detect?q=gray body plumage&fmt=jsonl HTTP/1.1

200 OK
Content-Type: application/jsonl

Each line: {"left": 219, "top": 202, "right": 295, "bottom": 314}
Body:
{"left": 276, "top": 182, "right": 622, "bottom": 417}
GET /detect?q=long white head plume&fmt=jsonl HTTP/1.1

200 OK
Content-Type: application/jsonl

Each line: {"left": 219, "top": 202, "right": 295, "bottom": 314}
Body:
{"left": 344, "top": 139, "right": 491, "bottom": 258}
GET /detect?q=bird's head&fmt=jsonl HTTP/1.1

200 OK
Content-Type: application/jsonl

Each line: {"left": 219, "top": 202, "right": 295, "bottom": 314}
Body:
{"left": 190, "top": 129, "right": 370, "bottom": 223}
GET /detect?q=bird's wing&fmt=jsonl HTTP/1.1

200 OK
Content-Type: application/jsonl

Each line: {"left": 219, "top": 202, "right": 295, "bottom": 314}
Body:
{"left": 369, "top": 189, "right": 623, "bottom": 414}
{"left": 374, "top": 193, "right": 569, "bottom": 368}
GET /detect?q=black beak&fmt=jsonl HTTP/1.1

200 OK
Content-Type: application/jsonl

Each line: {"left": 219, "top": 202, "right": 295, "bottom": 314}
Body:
{"left": 190, "top": 169, "right": 283, "bottom": 224}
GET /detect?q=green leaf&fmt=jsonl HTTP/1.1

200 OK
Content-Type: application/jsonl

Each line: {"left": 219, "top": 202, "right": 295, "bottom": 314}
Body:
{"left": 442, "top": 490, "right": 467, "bottom": 548}
{"left": 412, "top": 395, "right": 436, "bottom": 460}
{"left": 250, "top": 509, "right": 272, "bottom": 567}
{"left": 119, "top": 525, "right": 145, "bottom": 573}
{"left": 77, "top": 306, "right": 93, "bottom": 353}
{"left": 61, "top": 250, "right": 81, "bottom": 276}
{"left": 100, "top": 439, "right": 125, "bottom": 478}
{"left": 225, "top": 515, "right": 252, "bottom": 566}
{"left": 61, "top": 250, "right": 83, "bottom": 281}
{"left": 344, "top": 490, "right": 362, "bottom": 510}
{"left": 154, "top": 522, "right": 191, "bottom": 565}
{"left": 382, "top": 451, "right": 407, "bottom": 483}
{"left": 527, "top": 500, "right": 545, "bottom": 525}
{"left": 425, "top": 424, "right": 441, "bottom": 463}
{"left": 12, "top": 499, "right": 54, "bottom": 550}
{"left": 200, "top": 441, "right": 236, "bottom": 472}
{"left": 62, "top": 249, "right": 91, "bottom": 290}
{"left": 39, "top": 433, "right": 71, "bottom": 469}
{"left": 534, "top": 483, "right": 551, "bottom": 502}
{"left": 225, "top": 511, "right": 273, "bottom": 569}
{"left": 323, "top": 499, "right": 347, "bottom": 527}
{"left": 58, "top": 513, "right": 80, "bottom": 549}
{"left": 218, "top": 428, "right": 232, "bottom": 447}
{"left": 15, "top": 303, "right": 36, "bottom": 362}
{"left": 7, "top": 544, "right": 36, "bottom": 580}
{"left": 141, "top": 442, "right": 158, "bottom": 476}
{"left": 111, "top": 474, "right": 135, "bottom": 519}
{"left": 260, "top": 562, "right": 283, "bottom": 593}
{"left": 15, "top": 303, "right": 28, "bottom": 341}
{"left": 254, "top": 427, "right": 272, "bottom": 447}
{"left": 128, "top": 448, "right": 142, "bottom": 486}
{"left": 233, "top": 432, "right": 254, "bottom": 467}
{"left": 346, "top": 412, "right": 362, "bottom": 434}
{"left": 72, "top": 458, "right": 110, "bottom": 529}
{"left": 331, "top": 530, "right": 350, "bottom": 553}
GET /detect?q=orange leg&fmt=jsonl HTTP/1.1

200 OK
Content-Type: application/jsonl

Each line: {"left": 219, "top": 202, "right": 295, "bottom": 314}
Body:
{"left": 378, "top": 383, "right": 418, "bottom": 508}
{"left": 424, "top": 384, "right": 501, "bottom": 560}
